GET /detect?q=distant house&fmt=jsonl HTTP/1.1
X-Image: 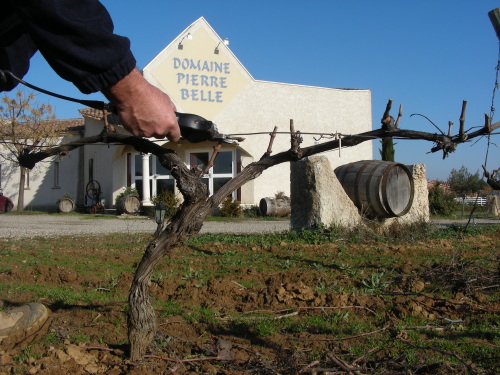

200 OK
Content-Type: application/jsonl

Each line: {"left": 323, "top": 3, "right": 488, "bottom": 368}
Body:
{"left": 1, "top": 17, "right": 373, "bottom": 211}
{"left": 0, "top": 119, "right": 84, "bottom": 211}
{"left": 427, "top": 180, "right": 451, "bottom": 194}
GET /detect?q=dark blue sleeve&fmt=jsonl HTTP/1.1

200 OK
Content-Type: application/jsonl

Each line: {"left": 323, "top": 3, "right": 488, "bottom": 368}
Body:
{"left": 9, "top": 0, "right": 136, "bottom": 94}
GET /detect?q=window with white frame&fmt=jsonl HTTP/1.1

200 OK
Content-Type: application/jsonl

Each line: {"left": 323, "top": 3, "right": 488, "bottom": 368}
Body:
{"left": 132, "top": 150, "right": 236, "bottom": 200}
{"left": 133, "top": 154, "right": 175, "bottom": 200}
{"left": 187, "top": 149, "right": 235, "bottom": 198}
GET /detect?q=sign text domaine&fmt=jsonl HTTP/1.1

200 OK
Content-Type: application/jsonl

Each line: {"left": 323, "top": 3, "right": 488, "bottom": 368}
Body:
{"left": 173, "top": 58, "right": 231, "bottom": 103}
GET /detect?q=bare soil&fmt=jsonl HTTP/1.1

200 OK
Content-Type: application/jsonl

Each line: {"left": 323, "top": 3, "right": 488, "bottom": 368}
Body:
{"left": 0, "top": 226, "right": 499, "bottom": 374}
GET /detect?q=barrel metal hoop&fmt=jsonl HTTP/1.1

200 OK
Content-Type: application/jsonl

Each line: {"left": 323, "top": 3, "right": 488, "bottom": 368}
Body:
{"left": 399, "top": 165, "right": 415, "bottom": 216}
{"left": 381, "top": 163, "right": 415, "bottom": 217}
{"left": 380, "top": 163, "right": 398, "bottom": 217}
{"left": 354, "top": 161, "right": 372, "bottom": 210}
{"left": 367, "top": 161, "right": 386, "bottom": 217}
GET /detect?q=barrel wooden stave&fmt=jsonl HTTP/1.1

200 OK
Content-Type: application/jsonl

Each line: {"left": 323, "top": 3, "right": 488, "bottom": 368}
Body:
{"left": 259, "top": 197, "right": 291, "bottom": 217}
{"left": 119, "top": 194, "right": 141, "bottom": 215}
{"left": 334, "top": 160, "right": 414, "bottom": 219}
{"left": 57, "top": 198, "right": 75, "bottom": 213}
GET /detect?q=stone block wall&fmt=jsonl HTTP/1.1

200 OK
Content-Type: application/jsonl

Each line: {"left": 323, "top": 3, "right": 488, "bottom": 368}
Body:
{"left": 290, "top": 156, "right": 361, "bottom": 230}
{"left": 290, "top": 157, "right": 429, "bottom": 230}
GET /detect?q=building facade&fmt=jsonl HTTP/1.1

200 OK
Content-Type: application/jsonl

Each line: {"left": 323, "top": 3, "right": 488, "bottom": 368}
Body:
{"left": 1, "top": 18, "right": 373, "bottom": 211}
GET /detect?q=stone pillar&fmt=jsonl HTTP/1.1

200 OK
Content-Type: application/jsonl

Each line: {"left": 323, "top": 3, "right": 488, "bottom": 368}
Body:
{"left": 290, "top": 156, "right": 361, "bottom": 230}
{"left": 141, "top": 153, "right": 152, "bottom": 206}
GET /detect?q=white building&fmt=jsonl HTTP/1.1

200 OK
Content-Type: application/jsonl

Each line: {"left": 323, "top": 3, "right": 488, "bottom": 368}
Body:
{"left": 1, "top": 17, "right": 372, "bottom": 212}
{"left": 0, "top": 120, "right": 84, "bottom": 212}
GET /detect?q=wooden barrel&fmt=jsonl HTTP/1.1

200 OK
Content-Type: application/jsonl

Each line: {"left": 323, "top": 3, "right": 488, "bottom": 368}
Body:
{"left": 118, "top": 194, "right": 141, "bottom": 215}
{"left": 259, "top": 197, "right": 291, "bottom": 217}
{"left": 57, "top": 198, "right": 75, "bottom": 213}
{"left": 334, "top": 160, "right": 414, "bottom": 219}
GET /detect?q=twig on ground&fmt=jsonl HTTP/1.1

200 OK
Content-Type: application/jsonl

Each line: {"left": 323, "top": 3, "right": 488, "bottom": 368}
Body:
{"left": 400, "top": 325, "right": 445, "bottom": 331}
{"left": 217, "top": 305, "right": 375, "bottom": 322}
{"left": 352, "top": 346, "right": 380, "bottom": 366}
{"left": 144, "top": 354, "right": 223, "bottom": 363}
{"left": 239, "top": 305, "right": 376, "bottom": 316}
{"left": 294, "top": 326, "right": 390, "bottom": 342}
{"left": 327, "top": 351, "right": 365, "bottom": 375}
{"left": 298, "top": 360, "right": 320, "bottom": 373}
{"left": 297, "top": 306, "right": 376, "bottom": 315}
{"left": 231, "top": 280, "right": 247, "bottom": 289}
{"left": 218, "top": 311, "right": 299, "bottom": 321}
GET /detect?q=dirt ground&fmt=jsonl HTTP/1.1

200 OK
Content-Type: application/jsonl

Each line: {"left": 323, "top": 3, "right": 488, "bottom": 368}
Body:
{"left": 0, "top": 227, "right": 499, "bottom": 374}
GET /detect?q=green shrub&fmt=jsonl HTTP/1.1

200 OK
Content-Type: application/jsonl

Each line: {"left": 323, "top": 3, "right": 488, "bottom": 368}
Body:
{"left": 275, "top": 191, "right": 289, "bottom": 200}
{"left": 428, "top": 183, "right": 457, "bottom": 216}
{"left": 220, "top": 196, "right": 242, "bottom": 217}
{"left": 151, "top": 190, "right": 180, "bottom": 218}
{"left": 57, "top": 193, "right": 73, "bottom": 203}
{"left": 243, "top": 205, "right": 260, "bottom": 218}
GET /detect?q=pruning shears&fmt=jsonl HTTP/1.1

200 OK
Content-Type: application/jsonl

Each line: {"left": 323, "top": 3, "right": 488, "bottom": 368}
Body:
{"left": 174, "top": 112, "right": 243, "bottom": 143}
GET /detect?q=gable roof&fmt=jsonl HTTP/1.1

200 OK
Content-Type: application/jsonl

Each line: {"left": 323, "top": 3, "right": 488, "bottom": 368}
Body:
{"left": 144, "top": 17, "right": 253, "bottom": 81}
{"left": 55, "top": 118, "right": 85, "bottom": 132}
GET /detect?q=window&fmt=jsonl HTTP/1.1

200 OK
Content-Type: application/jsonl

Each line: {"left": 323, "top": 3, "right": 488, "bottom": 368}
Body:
{"left": 190, "top": 152, "right": 209, "bottom": 172}
{"left": 212, "top": 151, "right": 233, "bottom": 195}
{"left": 132, "top": 150, "right": 237, "bottom": 201}
{"left": 54, "top": 161, "right": 60, "bottom": 187}
{"left": 133, "top": 154, "right": 174, "bottom": 200}
{"left": 187, "top": 150, "right": 235, "bottom": 197}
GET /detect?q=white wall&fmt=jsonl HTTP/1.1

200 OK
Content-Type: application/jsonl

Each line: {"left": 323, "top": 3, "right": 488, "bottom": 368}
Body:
{"left": 213, "top": 81, "right": 372, "bottom": 203}
{"left": 0, "top": 131, "right": 83, "bottom": 211}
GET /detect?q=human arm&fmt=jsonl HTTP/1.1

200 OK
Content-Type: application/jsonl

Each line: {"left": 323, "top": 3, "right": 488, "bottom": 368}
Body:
{"left": 10, "top": 0, "right": 134, "bottom": 94}
{"left": 10, "top": 0, "right": 180, "bottom": 140}
{"left": 102, "top": 68, "right": 180, "bottom": 141}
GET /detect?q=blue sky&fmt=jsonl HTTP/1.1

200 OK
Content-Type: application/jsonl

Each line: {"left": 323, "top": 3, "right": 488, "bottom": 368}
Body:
{"left": 19, "top": 1, "right": 500, "bottom": 181}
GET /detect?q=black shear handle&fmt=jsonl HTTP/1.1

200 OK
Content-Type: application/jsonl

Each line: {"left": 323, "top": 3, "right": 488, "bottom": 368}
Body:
{"left": 0, "top": 69, "right": 110, "bottom": 111}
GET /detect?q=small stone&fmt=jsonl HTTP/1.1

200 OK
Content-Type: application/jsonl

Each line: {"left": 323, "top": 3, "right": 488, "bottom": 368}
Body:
{"left": 28, "top": 364, "right": 40, "bottom": 374}
{"left": 55, "top": 349, "right": 70, "bottom": 362}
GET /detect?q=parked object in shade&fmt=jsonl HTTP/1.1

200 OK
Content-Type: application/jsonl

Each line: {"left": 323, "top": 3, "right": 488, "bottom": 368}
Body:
{"left": 0, "top": 193, "right": 14, "bottom": 213}
{"left": 334, "top": 160, "right": 414, "bottom": 219}
{"left": 259, "top": 197, "right": 291, "bottom": 217}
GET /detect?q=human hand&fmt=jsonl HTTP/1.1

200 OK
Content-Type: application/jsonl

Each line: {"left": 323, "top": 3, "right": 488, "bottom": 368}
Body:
{"left": 102, "top": 68, "right": 180, "bottom": 141}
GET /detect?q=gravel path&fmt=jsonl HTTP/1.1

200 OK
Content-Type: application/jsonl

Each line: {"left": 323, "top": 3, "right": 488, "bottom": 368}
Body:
{"left": 0, "top": 214, "right": 497, "bottom": 239}
{"left": 0, "top": 214, "right": 291, "bottom": 239}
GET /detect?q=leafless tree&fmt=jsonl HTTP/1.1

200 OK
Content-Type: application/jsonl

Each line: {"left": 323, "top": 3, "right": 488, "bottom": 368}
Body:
{"left": 0, "top": 90, "right": 65, "bottom": 210}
